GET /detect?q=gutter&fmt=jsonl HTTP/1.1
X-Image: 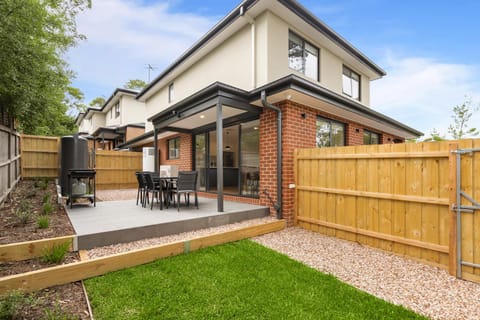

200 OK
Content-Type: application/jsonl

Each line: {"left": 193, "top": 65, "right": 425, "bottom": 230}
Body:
{"left": 261, "top": 90, "right": 282, "bottom": 219}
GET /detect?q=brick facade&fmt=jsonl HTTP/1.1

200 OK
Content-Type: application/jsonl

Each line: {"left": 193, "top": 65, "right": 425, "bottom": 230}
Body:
{"left": 157, "top": 101, "right": 404, "bottom": 226}
{"left": 259, "top": 100, "right": 405, "bottom": 226}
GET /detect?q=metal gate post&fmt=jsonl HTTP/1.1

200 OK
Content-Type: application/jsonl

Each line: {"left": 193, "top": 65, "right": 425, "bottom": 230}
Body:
{"left": 452, "top": 147, "right": 480, "bottom": 279}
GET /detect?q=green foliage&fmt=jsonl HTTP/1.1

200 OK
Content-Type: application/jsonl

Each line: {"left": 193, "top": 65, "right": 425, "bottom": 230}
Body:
{"left": 42, "top": 202, "right": 54, "bottom": 215}
{"left": 85, "top": 240, "right": 426, "bottom": 320}
{"left": 89, "top": 96, "right": 106, "bottom": 109}
{"left": 16, "top": 201, "right": 32, "bottom": 225}
{"left": 34, "top": 179, "right": 49, "bottom": 190}
{"left": 43, "top": 192, "right": 52, "bottom": 204}
{"left": 37, "top": 215, "right": 50, "bottom": 229}
{"left": 422, "top": 128, "right": 446, "bottom": 142}
{"left": 41, "top": 242, "right": 70, "bottom": 264}
{"left": 448, "top": 97, "right": 479, "bottom": 140}
{"left": 0, "top": 0, "right": 91, "bottom": 135}
{"left": 124, "top": 79, "right": 148, "bottom": 91}
{"left": 43, "top": 303, "right": 78, "bottom": 320}
{"left": 0, "top": 291, "right": 32, "bottom": 320}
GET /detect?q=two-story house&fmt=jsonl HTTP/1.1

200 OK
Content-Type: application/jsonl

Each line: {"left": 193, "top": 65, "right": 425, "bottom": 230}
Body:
{"left": 134, "top": 0, "right": 422, "bottom": 223}
{"left": 76, "top": 88, "right": 146, "bottom": 150}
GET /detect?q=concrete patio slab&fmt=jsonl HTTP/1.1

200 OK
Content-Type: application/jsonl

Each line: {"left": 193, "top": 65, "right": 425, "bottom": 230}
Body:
{"left": 66, "top": 197, "right": 269, "bottom": 249}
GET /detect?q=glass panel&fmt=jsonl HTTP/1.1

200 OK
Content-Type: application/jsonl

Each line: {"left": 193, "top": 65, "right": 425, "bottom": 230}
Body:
{"left": 351, "top": 77, "right": 360, "bottom": 100}
{"left": 363, "top": 131, "right": 371, "bottom": 144}
{"left": 194, "top": 134, "right": 206, "bottom": 191}
{"left": 331, "top": 122, "right": 345, "bottom": 146}
{"left": 240, "top": 120, "right": 260, "bottom": 197}
{"left": 288, "top": 32, "right": 304, "bottom": 73}
{"left": 316, "top": 118, "right": 331, "bottom": 147}
{"left": 342, "top": 74, "right": 352, "bottom": 96}
{"left": 304, "top": 44, "right": 318, "bottom": 80}
{"left": 371, "top": 132, "right": 379, "bottom": 144}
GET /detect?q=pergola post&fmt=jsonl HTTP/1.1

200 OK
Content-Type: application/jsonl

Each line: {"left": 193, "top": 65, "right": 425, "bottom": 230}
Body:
{"left": 153, "top": 128, "right": 158, "bottom": 173}
{"left": 216, "top": 101, "right": 224, "bottom": 212}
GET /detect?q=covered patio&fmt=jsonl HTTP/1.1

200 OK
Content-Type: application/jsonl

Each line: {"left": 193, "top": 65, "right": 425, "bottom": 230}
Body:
{"left": 66, "top": 196, "right": 269, "bottom": 250}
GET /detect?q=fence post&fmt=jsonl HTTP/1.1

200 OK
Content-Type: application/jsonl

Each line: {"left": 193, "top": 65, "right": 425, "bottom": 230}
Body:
{"left": 448, "top": 143, "right": 459, "bottom": 277}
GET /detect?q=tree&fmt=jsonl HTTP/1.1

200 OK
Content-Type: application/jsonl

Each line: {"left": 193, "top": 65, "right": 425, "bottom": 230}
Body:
{"left": 422, "top": 128, "right": 446, "bottom": 142}
{"left": 124, "top": 79, "right": 148, "bottom": 91}
{"left": 0, "top": 0, "right": 91, "bottom": 135}
{"left": 448, "top": 98, "right": 479, "bottom": 140}
{"left": 89, "top": 97, "right": 106, "bottom": 109}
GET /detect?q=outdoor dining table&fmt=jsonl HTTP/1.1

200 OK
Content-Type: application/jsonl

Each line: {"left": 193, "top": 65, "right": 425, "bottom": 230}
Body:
{"left": 152, "top": 175, "right": 178, "bottom": 209}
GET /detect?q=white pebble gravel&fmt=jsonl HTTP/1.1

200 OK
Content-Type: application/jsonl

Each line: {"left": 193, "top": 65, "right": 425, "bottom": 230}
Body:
{"left": 253, "top": 227, "right": 480, "bottom": 320}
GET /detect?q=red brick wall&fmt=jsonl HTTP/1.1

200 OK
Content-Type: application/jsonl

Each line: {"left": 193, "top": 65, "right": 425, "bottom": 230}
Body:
{"left": 259, "top": 100, "right": 405, "bottom": 226}
{"left": 158, "top": 133, "right": 192, "bottom": 171}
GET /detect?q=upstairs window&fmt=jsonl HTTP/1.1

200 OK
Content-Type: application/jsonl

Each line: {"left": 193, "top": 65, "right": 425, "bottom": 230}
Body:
{"left": 316, "top": 117, "right": 345, "bottom": 147}
{"left": 114, "top": 102, "right": 120, "bottom": 118}
{"left": 288, "top": 31, "right": 319, "bottom": 81}
{"left": 168, "top": 137, "right": 180, "bottom": 159}
{"left": 342, "top": 66, "right": 360, "bottom": 100}
{"left": 363, "top": 130, "right": 380, "bottom": 145}
{"left": 168, "top": 83, "right": 174, "bottom": 103}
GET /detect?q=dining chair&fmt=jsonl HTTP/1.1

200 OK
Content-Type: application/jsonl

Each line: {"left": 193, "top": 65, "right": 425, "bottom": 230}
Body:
{"left": 170, "top": 171, "right": 198, "bottom": 211}
{"left": 144, "top": 172, "right": 163, "bottom": 210}
{"left": 135, "top": 172, "right": 148, "bottom": 207}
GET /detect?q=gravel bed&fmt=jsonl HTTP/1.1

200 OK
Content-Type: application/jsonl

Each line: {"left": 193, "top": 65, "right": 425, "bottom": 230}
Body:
{"left": 253, "top": 227, "right": 480, "bottom": 320}
{"left": 87, "top": 216, "right": 278, "bottom": 259}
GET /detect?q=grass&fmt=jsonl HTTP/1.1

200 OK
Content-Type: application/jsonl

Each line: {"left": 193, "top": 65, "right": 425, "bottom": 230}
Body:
{"left": 85, "top": 240, "right": 426, "bottom": 320}
{"left": 40, "top": 242, "right": 70, "bottom": 264}
{"left": 37, "top": 215, "right": 50, "bottom": 229}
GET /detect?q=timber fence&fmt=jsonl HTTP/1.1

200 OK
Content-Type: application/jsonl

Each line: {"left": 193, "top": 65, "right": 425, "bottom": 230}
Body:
{"left": 0, "top": 110, "right": 20, "bottom": 204}
{"left": 18, "top": 135, "right": 142, "bottom": 189}
{"left": 294, "top": 140, "right": 480, "bottom": 283}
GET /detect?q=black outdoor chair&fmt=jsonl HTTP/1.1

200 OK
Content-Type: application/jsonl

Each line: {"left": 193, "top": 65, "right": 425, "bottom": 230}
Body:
{"left": 144, "top": 172, "right": 164, "bottom": 210}
{"left": 135, "top": 172, "right": 148, "bottom": 207}
{"left": 170, "top": 171, "right": 198, "bottom": 211}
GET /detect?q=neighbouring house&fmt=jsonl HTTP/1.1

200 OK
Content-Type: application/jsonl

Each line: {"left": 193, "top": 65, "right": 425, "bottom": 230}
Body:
{"left": 130, "top": 0, "right": 422, "bottom": 224}
{"left": 75, "top": 88, "right": 146, "bottom": 150}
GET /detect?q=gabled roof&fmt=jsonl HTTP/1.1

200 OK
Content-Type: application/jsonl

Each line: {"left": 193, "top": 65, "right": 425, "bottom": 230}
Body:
{"left": 80, "top": 88, "right": 139, "bottom": 120}
{"left": 137, "top": 0, "right": 386, "bottom": 101}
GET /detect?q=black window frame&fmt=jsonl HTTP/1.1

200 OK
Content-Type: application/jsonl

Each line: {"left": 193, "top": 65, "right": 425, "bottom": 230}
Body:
{"left": 167, "top": 137, "right": 180, "bottom": 160}
{"left": 363, "top": 130, "right": 380, "bottom": 145}
{"left": 342, "top": 65, "right": 361, "bottom": 100}
{"left": 316, "top": 116, "right": 345, "bottom": 148}
{"left": 288, "top": 30, "right": 319, "bottom": 81}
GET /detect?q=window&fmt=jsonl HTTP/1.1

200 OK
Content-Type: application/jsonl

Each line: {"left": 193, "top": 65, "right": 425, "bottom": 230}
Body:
{"left": 288, "top": 31, "right": 319, "bottom": 81}
{"left": 316, "top": 117, "right": 345, "bottom": 147}
{"left": 363, "top": 130, "right": 380, "bottom": 145}
{"left": 167, "top": 137, "right": 180, "bottom": 159}
{"left": 114, "top": 102, "right": 120, "bottom": 118}
{"left": 168, "top": 83, "right": 174, "bottom": 103}
{"left": 342, "top": 66, "right": 360, "bottom": 100}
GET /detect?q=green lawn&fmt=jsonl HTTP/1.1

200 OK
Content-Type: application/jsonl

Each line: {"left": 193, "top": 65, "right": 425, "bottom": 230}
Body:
{"left": 84, "top": 240, "right": 426, "bottom": 319}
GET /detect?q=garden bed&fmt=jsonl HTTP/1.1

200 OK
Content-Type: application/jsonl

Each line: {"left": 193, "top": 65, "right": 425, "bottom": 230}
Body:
{"left": 0, "top": 179, "right": 89, "bottom": 319}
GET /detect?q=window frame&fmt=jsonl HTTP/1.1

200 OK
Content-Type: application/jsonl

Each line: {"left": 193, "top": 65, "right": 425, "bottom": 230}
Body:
{"left": 167, "top": 137, "right": 180, "bottom": 160}
{"left": 342, "top": 65, "right": 361, "bottom": 100}
{"left": 363, "top": 130, "right": 380, "bottom": 145}
{"left": 288, "top": 30, "right": 319, "bottom": 82}
{"left": 168, "top": 83, "right": 174, "bottom": 103}
{"left": 315, "top": 116, "right": 345, "bottom": 148}
{"left": 114, "top": 102, "right": 120, "bottom": 118}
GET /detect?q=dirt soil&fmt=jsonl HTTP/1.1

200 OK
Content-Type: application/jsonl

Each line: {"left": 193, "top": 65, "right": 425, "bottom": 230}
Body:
{"left": 0, "top": 180, "right": 90, "bottom": 319}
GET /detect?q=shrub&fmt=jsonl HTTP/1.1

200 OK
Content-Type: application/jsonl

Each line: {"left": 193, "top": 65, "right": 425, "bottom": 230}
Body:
{"left": 43, "top": 192, "right": 52, "bottom": 204}
{"left": 25, "top": 189, "right": 37, "bottom": 198}
{"left": 42, "top": 202, "right": 54, "bottom": 215}
{"left": 0, "top": 291, "right": 33, "bottom": 319}
{"left": 37, "top": 215, "right": 50, "bottom": 229}
{"left": 43, "top": 303, "right": 78, "bottom": 320}
{"left": 15, "top": 208, "right": 31, "bottom": 226}
{"left": 41, "top": 242, "right": 70, "bottom": 264}
{"left": 34, "top": 178, "right": 49, "bottom": 190}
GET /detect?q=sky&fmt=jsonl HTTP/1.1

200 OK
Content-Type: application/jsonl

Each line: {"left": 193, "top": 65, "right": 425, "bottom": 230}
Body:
{"left": 66, "top": 0, "right": 480, "bottom": 139}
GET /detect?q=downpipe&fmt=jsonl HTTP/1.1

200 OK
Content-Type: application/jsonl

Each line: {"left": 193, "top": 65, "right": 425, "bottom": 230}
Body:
{"left": 261, "top": 90, "right": 282, "bottom": 219}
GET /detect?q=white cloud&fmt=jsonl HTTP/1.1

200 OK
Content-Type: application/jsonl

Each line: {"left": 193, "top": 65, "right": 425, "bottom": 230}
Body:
{"left": 66, "top": 0, "right": 216, "bottom": 101}
{"left": 371, "top": 53, "right": 480, "bottom": 138}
